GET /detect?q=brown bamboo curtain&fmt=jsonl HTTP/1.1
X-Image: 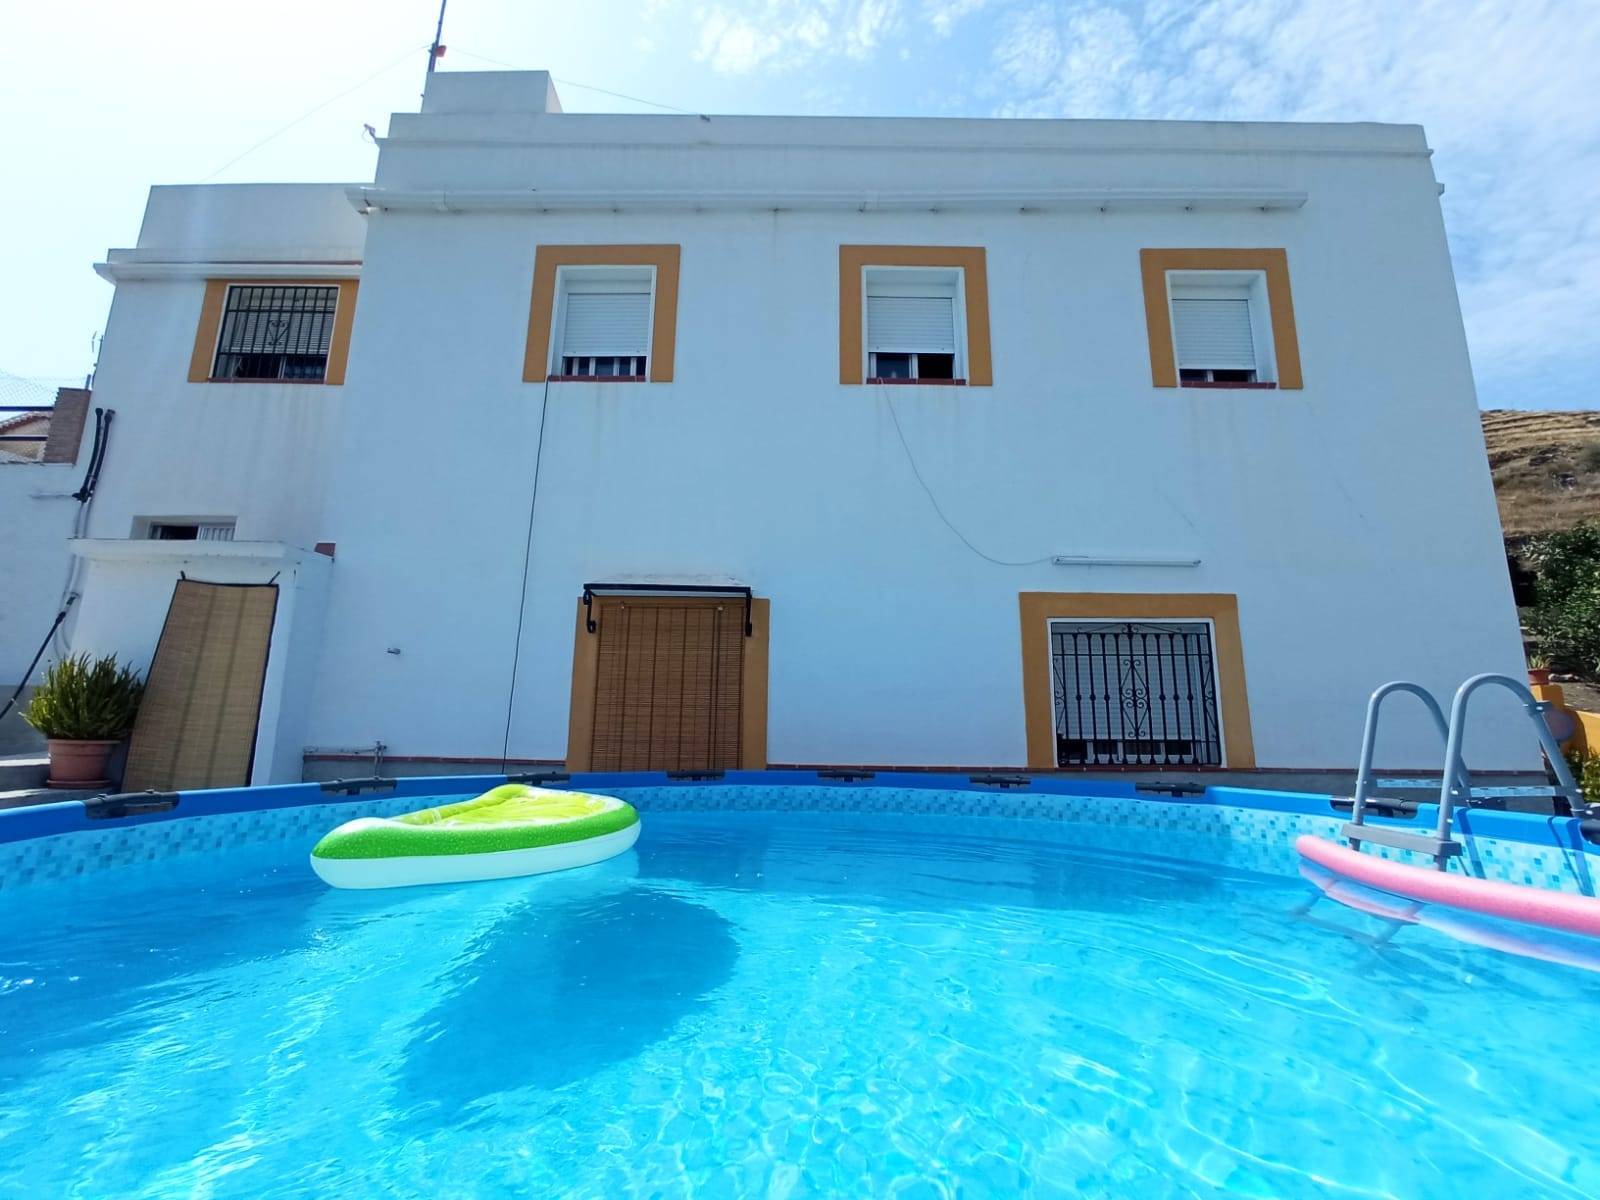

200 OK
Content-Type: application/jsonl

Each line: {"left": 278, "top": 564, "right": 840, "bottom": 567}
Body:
{"left": 123, "top": 580, "right": 278, "bottom": 792}
{"left": 589, "top": 597, "right": 744, "bottom": 771}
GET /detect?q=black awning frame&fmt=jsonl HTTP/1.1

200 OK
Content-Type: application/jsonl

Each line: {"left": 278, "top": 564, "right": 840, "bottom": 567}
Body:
{"left": 582, "top": 582, "right": 753, "bottom": 636}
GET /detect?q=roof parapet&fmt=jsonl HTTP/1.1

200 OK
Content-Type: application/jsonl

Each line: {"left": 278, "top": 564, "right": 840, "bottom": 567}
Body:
{"left": 421, "top": 70, "right": 563, "bottom": 115}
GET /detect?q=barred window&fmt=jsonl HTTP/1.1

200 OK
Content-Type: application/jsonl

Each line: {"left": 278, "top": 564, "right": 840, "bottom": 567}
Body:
{"left": 560, "top": 355, "right": 647, "bottom": 378}
{"left": 211, "top": 285, "right": 339, "bottom": 382}
{"left": 1050, "top": 620, "right": 1223, "bottom": 766}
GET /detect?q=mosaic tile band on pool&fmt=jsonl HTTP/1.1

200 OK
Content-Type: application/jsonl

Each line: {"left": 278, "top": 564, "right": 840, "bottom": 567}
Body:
{"left": 2, "top": 775, "right": 1597, "bottom": 1198}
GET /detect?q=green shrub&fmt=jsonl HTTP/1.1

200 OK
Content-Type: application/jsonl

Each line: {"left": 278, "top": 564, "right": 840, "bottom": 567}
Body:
{"left": 22, "top": 654, "right": 145, "bottom": 740}
{"left": 1524, "top": 520, "right": 1600, "bottom": 674}
{"left": 1564, "top": 749, "right": 1600, "bottom": 808}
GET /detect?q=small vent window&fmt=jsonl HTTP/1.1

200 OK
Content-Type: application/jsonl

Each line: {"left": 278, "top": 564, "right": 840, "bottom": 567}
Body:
{"left": 212, "top": 285, "right": 338, "bottom": 382}
{"left": 147, "top": 520, "right": 236, "bottom": 542}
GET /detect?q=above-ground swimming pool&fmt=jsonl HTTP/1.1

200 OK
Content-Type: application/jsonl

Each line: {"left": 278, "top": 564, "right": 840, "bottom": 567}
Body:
{"left": 1, "top": 775, "right": 1597, "bottom": 1198}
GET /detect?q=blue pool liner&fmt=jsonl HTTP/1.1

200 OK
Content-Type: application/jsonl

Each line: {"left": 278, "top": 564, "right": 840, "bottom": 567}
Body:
{"left": 1, "top": 769, "right": 1594, "bottom": 859}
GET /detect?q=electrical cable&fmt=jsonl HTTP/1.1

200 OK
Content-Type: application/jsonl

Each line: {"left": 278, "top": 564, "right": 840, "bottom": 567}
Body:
{"left": 71, "top": 407, "right": 108, "bottom": 502}
{"left": 500, "top": 378, "right": 553, "bottom": 770}
{"left": 0, "top": 598, "right": 76, "bottom": 725}
{"left": 880, "top": 389, "right": 1053, "bottom": 568}
{"left": 1, "top": 407, "right": 112, "bottom": 723}
{"left": 51, "top": 408, "right": 112, "bottom": 658}
{"left": 447, "top": 48, "right": 696, "bottom": 113}
{"left": 198, "top": 44, "right": 427, "bottom": 182}
{"left": 551, "top": 76, "right": 695, "bottom": 114}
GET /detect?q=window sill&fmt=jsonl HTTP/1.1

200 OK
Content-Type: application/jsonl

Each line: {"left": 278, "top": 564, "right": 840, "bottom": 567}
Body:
{"left": 1179, "top": 381, "right": 1278, "bottom": 390}
{"left": 865, "top": 378, "right": 967, "bottom": 386}
{"left": 547, "top": 375, "right": 650, "bottom": 383}
{"left": 203, "top": 377, "right": 332, "bottom": 386}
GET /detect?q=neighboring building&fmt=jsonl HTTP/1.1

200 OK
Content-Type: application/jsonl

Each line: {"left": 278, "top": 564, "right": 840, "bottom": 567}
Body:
{"left": 0, "top": 387, "right": 92, "bottom": 753}
{"left": 0, "top": 412, "right": 49, "bottom": 464}
{"left": 36, "top": 70, "right": 1530, "bottom": 785}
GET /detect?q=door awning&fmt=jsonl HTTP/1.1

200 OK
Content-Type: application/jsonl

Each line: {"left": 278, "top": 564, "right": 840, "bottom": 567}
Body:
{"left": 581, "top": 581, "right": 752, "bottom": 636}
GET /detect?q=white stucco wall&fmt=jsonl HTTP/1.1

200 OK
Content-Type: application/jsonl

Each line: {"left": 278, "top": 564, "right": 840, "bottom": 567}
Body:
{"left": 81, "top": 276, "right": 341, "bottom": 547}
{"left": 21, "top": 184, "right": 362, "bottom": 780}
{"left": 81, "top": 185, "right": 365, "bottom": 550}
{"left": 123, "top": 183, "right": 366, "bottom": 266}
{"left": 299, "top": 80, "right": 1527, "bottom": 772}
{"left": 68, "top": 543, "right": 329, "bottom": 785}
{"left": 65, "top": 75, "right": 1529, "bottom": 776}
{"left": 0, "top": 465, "right": 79, "bottom": 685}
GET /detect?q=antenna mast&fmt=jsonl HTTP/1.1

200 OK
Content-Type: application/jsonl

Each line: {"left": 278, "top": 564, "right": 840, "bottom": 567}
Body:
{"left": 427, "top": 0, "right": 448, "bottom": 77}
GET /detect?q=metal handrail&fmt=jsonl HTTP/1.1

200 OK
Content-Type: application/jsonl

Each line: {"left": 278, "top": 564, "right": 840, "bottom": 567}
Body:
{"left": 1348, "top": 682, "right": 1470, "bottom": 837}
{"left": 1435, "top": 674, "right": 1587, "bottom": 843}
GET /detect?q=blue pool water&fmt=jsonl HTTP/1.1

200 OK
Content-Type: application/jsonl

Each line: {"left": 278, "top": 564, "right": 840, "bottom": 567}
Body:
{"left": 2, "top": 807, "right": 1597, "bottom": 1198}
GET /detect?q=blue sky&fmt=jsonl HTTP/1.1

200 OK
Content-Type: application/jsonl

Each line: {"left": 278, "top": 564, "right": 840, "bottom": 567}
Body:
{"left": 4, "top": 0, "right": 1596, "bottom": 408}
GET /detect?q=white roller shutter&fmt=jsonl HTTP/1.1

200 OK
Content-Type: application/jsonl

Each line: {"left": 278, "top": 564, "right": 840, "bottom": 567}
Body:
{"left": 866, "top": 295, "right": 956, "bottom": 353}
{"left": 1172, "top": 298, "right": 1255, "bottom": 370}
{"left": 560, "top": 292, "right": 651, "bottom": 357}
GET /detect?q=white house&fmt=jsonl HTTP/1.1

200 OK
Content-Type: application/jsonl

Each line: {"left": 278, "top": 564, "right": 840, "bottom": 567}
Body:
{"left": 38, "top": 69, "right": 1530, "bottom": 786}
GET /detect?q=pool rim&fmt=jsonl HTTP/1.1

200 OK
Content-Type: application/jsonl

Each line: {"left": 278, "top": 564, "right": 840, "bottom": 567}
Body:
{"left": 1, "top": 769, "right": 1593, "bottom": 857}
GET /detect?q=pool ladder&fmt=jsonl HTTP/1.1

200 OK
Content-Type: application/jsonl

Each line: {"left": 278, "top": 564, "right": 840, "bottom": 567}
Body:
{"left": 1344, "top": 673, "right": 1590, "bottom": 870}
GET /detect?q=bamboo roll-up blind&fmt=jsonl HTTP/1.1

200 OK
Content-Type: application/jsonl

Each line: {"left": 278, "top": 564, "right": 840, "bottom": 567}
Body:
{"left": 589, "top": 597, "right": 743, "bottom": 772}
{"left": 122, "top": 580, "right": 278, "bottom": 792}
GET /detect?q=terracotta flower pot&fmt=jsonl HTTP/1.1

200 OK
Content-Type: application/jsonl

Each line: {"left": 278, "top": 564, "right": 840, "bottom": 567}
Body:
{"left": 1528, "top": 668, "right": 1552, "bottom": 688}
{"left": 45, "top": 738, "right": 119, "bottom": 790}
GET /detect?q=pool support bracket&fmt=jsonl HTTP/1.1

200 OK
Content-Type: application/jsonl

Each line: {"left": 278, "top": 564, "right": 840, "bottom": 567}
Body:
{"left": 506, "top": 771, "right": 571, "bottom": 787}
{"left": 84, "top": 791, "right": 180, "bottom": 819}
{"left": 319, "top": 777, "right": 398, "bottom": 796}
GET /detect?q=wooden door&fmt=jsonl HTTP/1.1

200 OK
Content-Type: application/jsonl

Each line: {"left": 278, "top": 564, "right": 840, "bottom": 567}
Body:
{"left": 588, "top": 597, "right": 744, "bottom": 771}
{"left": 123, "top": 580, "right": 278, "bottom": 791}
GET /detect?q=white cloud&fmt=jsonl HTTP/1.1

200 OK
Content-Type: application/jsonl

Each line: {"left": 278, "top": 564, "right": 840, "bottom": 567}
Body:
{"left": 678, "top": 0, "right": 1597, "bottom": 405}
{"left": 991, "top": 5, "right": 1061, "bottom": 92}
{"left": 976, "top": 0, "right": 1600, "bottom": 407}
{"left": 924, "top": 0, "right": 994, "bottom": 37}
{"left": 695, "top": 10, "right": 786, "bottom": 74}
{"left": 847, "top": 0, "right": 903, "bottom": 57}
{"left": 693, "top": 1, "right": 904, "bottom": 75}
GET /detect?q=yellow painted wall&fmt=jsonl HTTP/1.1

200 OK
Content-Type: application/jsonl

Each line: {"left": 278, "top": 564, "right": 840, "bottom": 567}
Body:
{"left": 1532, "top": 683, "right": 1600, "bottom": 756}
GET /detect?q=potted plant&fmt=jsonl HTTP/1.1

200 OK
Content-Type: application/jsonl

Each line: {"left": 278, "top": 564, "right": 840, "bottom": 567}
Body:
{"left": 22, "top": 654, "right": 145, "bottom": 790}
{"left": 1527, "top": 652, "right": 1553, "bottom": 688}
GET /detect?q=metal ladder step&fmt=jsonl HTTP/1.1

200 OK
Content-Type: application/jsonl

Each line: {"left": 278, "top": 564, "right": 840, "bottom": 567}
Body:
{"left": 1374, "top": 778, "right": 1580, "bottom": 800}
{"left": 1374, "top": 776, "right": 1455, "bottom": 790}
{"left": 1468, "top": 785, "right": 1584, "bottom": 800}
{"left": 1340, "top": 822, "right": 1463, "bottom": 859}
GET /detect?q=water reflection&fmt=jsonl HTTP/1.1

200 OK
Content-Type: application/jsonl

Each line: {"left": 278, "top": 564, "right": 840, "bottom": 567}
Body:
{"left": 401, "top": 882, "right": 738, "bottom": 1106}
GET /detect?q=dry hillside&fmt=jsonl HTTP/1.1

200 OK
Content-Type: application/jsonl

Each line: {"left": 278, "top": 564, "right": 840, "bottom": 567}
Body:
{"left": 1481, "top": 410, "right": 1600, "bottom": 541}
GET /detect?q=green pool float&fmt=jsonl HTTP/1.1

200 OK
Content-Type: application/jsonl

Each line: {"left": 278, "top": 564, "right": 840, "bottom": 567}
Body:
{"left": 310, "top": 784, "right": 640, "bottom": 889}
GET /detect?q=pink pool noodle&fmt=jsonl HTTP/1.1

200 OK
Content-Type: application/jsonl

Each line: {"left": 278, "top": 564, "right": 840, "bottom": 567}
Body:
{"left": 1295, "top": 835, "right": 1600, "bottom": 939}
{"left": 1417, "top": 906, "right": 1600, "bottom": 973}
{"left": 1298, "top": 851, "right": 1600, "bottom": 970}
